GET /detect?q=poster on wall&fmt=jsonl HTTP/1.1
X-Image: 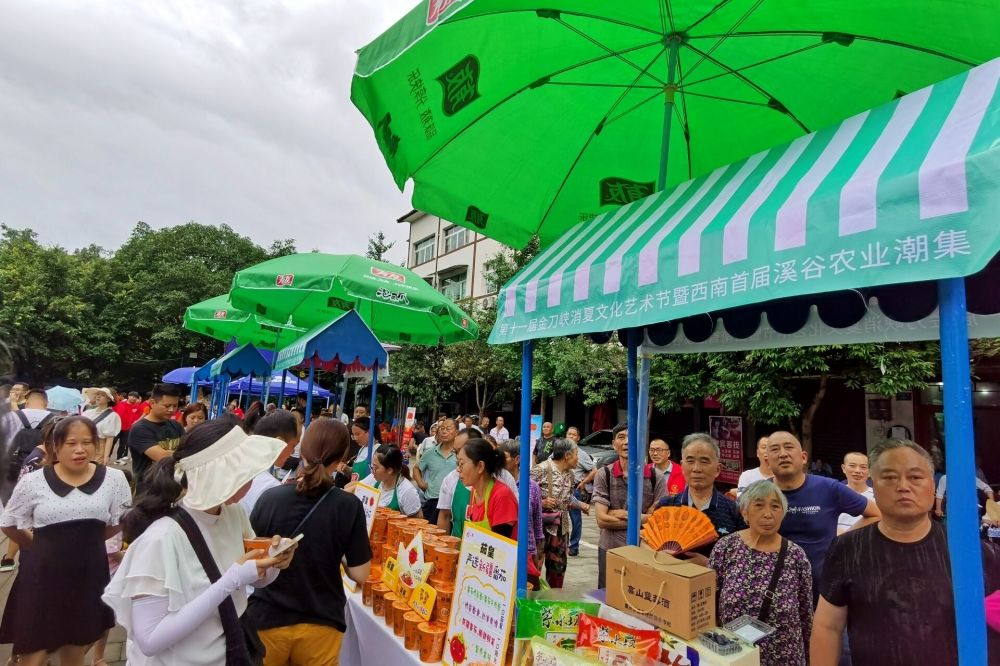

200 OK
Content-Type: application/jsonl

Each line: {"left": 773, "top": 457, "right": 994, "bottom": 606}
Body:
{"left": 529, "top": 414, "right": 543, "bottom": 461}
{"left": 709, "top": 415, "right": 743, "bottom": 485}
{"left": 443, "top": 523, "right": 518, "bottom": 665}
{"left": 402, "top": 406, "right": 417, "bottom": 462}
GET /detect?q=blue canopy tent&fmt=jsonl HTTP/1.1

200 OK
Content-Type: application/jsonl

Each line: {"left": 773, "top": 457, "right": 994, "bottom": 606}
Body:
{"left": 491, "top": 60, "right": 1000, "bottom": 662}
{"left": 274, "top": 310, "right": 388, "bottom": 462}
{"left": 227, "top": 373, "right": 333, "bottom": 399}
{"left": 163, "top": 359, "right": 217, "bottom": 404}
{"left": 210, "top": 343, "right": 272, "bottom": 418}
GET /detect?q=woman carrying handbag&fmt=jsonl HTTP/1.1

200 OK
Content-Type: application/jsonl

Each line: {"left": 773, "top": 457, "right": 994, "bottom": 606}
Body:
{"left": 103, "top": 420, "right": 297, "bottom": 666}
{"left": 530, "top": 438, "right": 589, "bottom": 589}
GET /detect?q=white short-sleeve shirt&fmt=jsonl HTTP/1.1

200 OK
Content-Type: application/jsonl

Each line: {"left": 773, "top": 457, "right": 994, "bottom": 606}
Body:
{"left": 82, "top": 407, "right": 123, "bottom": 439}
{"left": 437, "top": 469, "right": 518, "bottom": 511}
{"left": 0, "top": 464, "right": 131, "bottom": 530}
{"left": 360, "top": 474, "right": 423, "bottom": 517}
{"left": 103, "top": 500, "right": 254, "bottom": 666}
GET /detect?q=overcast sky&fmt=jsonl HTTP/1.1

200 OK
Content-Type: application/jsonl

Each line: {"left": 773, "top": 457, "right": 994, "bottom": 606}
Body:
{"left": 0, "top": 0, "right": 418, "bottom": 261}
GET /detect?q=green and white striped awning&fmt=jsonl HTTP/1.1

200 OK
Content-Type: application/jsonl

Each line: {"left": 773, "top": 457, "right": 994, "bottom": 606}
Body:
{"left": 490, "top": 58, "right": 1000, "bottom": 345}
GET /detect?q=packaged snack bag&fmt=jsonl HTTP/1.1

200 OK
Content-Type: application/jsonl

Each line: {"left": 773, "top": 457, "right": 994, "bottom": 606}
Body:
{"left": 575, "top": 614, "right": 661, "bottom": 666}
{"left": 516, "top": 599, "right": 602, "bottom": 650}
{"left": 527, "top": 637, "right": 603, "bottom": 666}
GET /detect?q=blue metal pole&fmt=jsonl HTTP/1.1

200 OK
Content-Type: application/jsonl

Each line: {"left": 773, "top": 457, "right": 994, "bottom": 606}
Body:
{"left": 657, "top": 38, "right": 681, "bottom": 191}
{"left": 338, "top": 363, "right": 348, "bottom": 420}
{"left": 938, "top": 277, "right": 986, "bottom": 664}
{"left": 626, "top": 329, "right": 641, "bottom": 545}
{"left": 279, "top": 370, "right": 288, "bottom": 408}
{"left": 222, "top": 375, "right": 232, "bottom": 418}
{"left": 637, "top": 349, "right": 651, "bottom": 478}
{"left": 304, "top": 365, "right": 316, "bottom": 429}
{"left": 208, "top": 377, "right": 217, "bottom": 416}
{"left": 189, "top": 377, "right": 198, "bottom": 405}
{"left": 247, "top": 371, "right": 254, "bottom": 406}
{"left": 517, "top": 340, "right": 534, "bottom": 598}
{"left": 368, "top": 365, "right": 379, "bottom": 469}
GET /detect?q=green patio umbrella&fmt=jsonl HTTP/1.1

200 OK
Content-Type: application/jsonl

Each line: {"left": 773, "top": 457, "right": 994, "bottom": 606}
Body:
{"left": 183, "top": 294, "right": 303, "bottom": 351}
{"left": 228, "top": 253, "right": 479, "bottom": 346}
{"left": 352, "top": 0, "right": 1000, "bottom": 249}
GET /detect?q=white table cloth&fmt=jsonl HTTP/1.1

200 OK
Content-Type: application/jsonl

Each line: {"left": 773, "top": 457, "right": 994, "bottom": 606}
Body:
{"left": 341, "top": 592, "right": 426, "bottom": 665}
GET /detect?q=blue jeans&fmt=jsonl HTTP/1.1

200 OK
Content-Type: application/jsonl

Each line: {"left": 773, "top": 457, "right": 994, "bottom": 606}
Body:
{"left": 568, "top": 488, "right": 583, "bottom": 552}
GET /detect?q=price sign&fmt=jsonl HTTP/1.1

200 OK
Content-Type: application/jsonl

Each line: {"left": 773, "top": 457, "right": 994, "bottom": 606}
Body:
{"left": 382, "top": 556, "right": 400, "bottom": 590}
{"left": 409, "top": 582, "right": 437, "bottom": 621}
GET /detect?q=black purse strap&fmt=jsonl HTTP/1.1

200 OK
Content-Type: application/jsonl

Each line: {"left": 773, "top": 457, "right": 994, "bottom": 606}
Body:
{"left": 170, "top": 508, "right": 251, "bottom": 666}
{"left": 292, "top": 485, "right": 336, "bottom": 535}
{"left": 758, "top": 537, "right": 789, "bottom": 623}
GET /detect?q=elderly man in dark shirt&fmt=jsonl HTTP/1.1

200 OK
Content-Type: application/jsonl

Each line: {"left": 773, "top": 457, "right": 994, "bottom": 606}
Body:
{"left": 657, "top": 432, "right": 745, "bottom": 565}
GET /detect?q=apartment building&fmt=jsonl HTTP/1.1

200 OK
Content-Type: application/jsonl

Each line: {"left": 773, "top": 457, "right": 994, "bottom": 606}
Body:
{"left": 397, "top": 209, "right": 507, "bottom": 307}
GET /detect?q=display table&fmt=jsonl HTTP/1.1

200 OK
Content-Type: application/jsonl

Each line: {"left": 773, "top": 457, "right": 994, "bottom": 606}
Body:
{"left": 341, "top": 592, "right": 426, "bottom": 665}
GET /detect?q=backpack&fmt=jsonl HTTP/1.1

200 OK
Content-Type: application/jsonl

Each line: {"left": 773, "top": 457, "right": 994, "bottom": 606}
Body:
{"left": 6, "top": 412, "right": 55, "bottom": 489}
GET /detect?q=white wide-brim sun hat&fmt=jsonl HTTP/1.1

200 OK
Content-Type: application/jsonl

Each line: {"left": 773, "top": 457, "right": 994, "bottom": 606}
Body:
{"left": 174, "top": 425, "right": 284, "bottom": 510}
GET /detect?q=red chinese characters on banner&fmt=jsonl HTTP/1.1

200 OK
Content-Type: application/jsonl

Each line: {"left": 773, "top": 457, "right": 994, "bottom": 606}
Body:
{"left": 709, "top": 415, "right": 744, "bottom": 485}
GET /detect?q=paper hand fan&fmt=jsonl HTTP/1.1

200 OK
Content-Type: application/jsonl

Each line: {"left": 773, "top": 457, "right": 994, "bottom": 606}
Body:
{"left": 641, "top": 506, "right": 718, "bottom": 555}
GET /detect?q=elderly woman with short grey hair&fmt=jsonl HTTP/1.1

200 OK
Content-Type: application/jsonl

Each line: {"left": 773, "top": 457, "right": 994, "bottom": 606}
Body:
{"left": 530, "top": 438, "right": 589, "bottom": 588}
{"left": 708, "top": 480, "right": 813, "bottom": 666}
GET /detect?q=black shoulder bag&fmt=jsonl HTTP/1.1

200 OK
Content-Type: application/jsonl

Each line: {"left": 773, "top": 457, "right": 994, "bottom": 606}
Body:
{"left": 758, "top": 537, "right": 789, "bottom": 624}
{"left": 170, "top": 508, "right": 265, "bottom": 666}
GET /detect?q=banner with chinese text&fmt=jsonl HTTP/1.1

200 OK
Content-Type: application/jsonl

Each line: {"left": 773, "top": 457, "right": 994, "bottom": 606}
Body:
{"left": 709, "top": 415, "right": 743, "bottom": 485}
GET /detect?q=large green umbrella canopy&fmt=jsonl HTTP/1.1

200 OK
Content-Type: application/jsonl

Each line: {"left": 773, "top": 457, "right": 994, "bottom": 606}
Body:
{"left": 229, "top": 253, "right": 479, "bottom": 346}
{"left": 184, "top": 295, "right": 303, "bottom": 351}
{"left": 352, "top": 0, "right": 1000, "bottom": 249}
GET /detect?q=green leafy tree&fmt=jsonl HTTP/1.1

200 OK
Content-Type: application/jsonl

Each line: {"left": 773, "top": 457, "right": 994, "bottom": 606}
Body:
{"left": 366, "top": 231, "right": 396, "bottom": 261}
{"left": 387, "top": 343, "right": 451, "bottom": 412}
{"left": 445, "top": 302, "right": 522, "bottom": 416}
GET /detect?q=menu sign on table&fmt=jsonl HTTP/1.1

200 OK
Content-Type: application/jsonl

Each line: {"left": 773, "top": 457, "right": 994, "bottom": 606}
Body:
{"left": 353, "top": 481, "right": 381, "bottom": 536}
{"left": 443, "top": 523, "right": 517, "bottom": 665}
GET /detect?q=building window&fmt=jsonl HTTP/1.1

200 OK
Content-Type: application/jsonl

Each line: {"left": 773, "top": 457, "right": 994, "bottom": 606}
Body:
{"left": 443, "top": 225, "right": 468, "bottom": 254}
{"left": 413, "top": 236, "right": 435, "bottom": 265}
{"left": 440, "top": 269, "right": 467, "bottom": 301}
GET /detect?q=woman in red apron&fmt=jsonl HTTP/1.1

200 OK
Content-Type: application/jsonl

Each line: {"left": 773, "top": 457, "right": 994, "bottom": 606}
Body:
{"left": 460, "top": 438, "right": 518, "bottom": 539}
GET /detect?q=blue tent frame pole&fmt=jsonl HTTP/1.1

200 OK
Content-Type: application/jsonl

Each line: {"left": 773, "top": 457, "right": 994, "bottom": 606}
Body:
{"left": 657, "top": 38, "right": 681, "bottom": 191}
{"left": 636, "top": 348, "right": 652, "bottom": 481}
{"left": 189, "top": 378, "right": 198, "bottom": 405}
{"left": 517, "top": 340, "right": 533, "bottom": 598}
{"left": 247, "top": 371, "right": 254, "bottom": 406}
{"left": 304, "top": 365, "right": 316, "bottom": 429}
{"left": 626, "top": 329, "right": 641, "bottom": 545}
{"left": 337, "top": 363, "right": 346, "bottom": 419}
{"left": 368, "top": 365, "right": 379, "bottom": 469}
{"left": 279, "top": 371, "right": 288, "bottom": 408}
{"left": 938, "top": 277, "right": 987, "bottom": 664}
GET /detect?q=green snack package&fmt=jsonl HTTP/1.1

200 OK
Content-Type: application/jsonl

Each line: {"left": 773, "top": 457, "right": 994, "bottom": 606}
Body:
{"left": 516, "top": 599, "right": 602, "bottom": 650}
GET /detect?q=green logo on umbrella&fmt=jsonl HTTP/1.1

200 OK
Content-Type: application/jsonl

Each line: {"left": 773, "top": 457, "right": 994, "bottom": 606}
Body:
{"left": 600, "top": 177, "right": 655, "bottom": 206}
{"left": 465, "top": 205, "right": 489, "bottom": 229}
{"left": 377, "top": 113, "right": 400, "bottom": 157}
{"left": 438, "top": 55, "right": 480, "bottom": 116}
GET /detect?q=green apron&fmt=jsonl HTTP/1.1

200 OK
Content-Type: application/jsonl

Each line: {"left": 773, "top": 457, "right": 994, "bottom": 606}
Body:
{"left": 451, "top": 481, "right": 471, "bottom": 537}
{"left": 466, "top": 480, "right": 495, "bottom": 533}
{"left": 374, "top": 479, "right": 400, "bottom": 512}
{"left": 352, "top": 447, "right": 370, "bottom": 481}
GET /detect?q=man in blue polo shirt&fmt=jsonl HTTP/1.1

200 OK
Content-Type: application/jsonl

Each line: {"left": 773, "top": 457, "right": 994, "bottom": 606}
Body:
{"left": 766, "top": 431, "right": 880, "bottom": 600}
{"left": 414, "top": 418, "right": 458, "bottom": 525}
{"left": 658, "top": 432, "right": 745, "bottom": 566}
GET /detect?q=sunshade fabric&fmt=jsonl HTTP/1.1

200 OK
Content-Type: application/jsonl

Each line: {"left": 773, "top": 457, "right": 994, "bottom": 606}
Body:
{"left": 352, "top": 0, "right": 1000, "bottom": 249}
{"left": 184, "top": 295, "right": 302, "bottom": 351}
{"left": 210, "top": 343, "right": 271, "bottom": 378}
{"left": 490, "top": 59, "right": 1000, "bottom": 344}
{"left": 273, "top": 311, "right": 389, "bottom": 373}
{"left": 228, "top": 374, "right": 333, "bottom": 399}
{"left": 230, "top": 253, "right": 478, "bottom": 346}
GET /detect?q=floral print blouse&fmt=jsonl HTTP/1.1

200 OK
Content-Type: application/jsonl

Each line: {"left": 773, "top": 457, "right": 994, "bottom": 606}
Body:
{"left": 530, "top": 458, "right": 576, "bottom": 537}
{"left": 708, "top": 532, "right": 813, "bottom": 666}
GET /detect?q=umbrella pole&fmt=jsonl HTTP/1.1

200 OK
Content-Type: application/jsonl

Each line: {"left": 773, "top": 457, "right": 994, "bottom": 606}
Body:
{"left": 305, "top": 365, "right": 316, "bottom": 429}
{"left": 517, "top": 340, "right": 533, "bottom": 598}
{"left": 248, "top": 371, "right": 255, "bottom": 405}
{"left": 368, "top": 365, "right": 379, "bottom": 470}
{"left": 280, "top": 370, "right": 288, "bottom": 409}
{"left": 626, "top": 329, "right": 640, "bottom": 546}
{"left": 938, "top": 277, "right": 987, "bottom": 664}
{"left": 657, "top": 38, "right": 681, "bottom": 192}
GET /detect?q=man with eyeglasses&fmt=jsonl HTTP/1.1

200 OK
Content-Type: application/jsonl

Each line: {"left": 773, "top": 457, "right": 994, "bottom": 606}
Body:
{"left": 648, "top": 438, "right": 686, "bottom": 496}
{"left": 838, "top": 451, "right": 874, "bottom": 534}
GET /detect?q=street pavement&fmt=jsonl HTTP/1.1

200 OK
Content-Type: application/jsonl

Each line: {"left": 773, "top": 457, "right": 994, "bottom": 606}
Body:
{"left": 0, "top": 507, "right": 603, "bottom": 664}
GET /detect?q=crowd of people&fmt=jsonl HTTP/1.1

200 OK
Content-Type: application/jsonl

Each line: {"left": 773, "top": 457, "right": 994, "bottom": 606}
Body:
{"left": 0, "top": 382, "right": 998, "bottom": 665}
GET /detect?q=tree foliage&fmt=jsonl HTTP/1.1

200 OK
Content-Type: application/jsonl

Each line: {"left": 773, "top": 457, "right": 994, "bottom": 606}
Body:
{"left": 0, "top": 222, "right": 293, "bottom": 386}
{"left": 366, "top": 231, "right": 396, "bottom": 262}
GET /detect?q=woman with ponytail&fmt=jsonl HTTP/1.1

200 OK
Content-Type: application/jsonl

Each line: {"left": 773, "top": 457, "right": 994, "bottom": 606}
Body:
{"left": 103, "top": 420, "right": 295, "bottom": 665}
{"left": 247, "top": 418, "right": 372, "bottom": 665}
{"left": 357, "top": 444, "right": 423, "bottom": 518}
{"left": 459, "top": 438, "right": 519, "bottom": 539}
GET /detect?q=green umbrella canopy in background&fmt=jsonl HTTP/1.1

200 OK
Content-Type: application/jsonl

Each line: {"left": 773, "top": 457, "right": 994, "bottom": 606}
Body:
{"left": 351, "top": 0, "right": 1000, "bottom": 249}
{"left": 229, "top": 253, "right": 479, "bottom": 346}
{"left": 183, "top": 294, "right": 303, "bottom": 351}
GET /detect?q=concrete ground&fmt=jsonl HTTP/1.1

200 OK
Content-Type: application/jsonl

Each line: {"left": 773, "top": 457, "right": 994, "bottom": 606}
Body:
{"left": 0, "top": 480, "right": 603, "bottom": 664}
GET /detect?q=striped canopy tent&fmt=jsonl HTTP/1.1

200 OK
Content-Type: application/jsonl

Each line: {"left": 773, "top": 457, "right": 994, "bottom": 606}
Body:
{"left": 208, "top": 343, "right": 272, "bottom": 418}
{"left": 274, "top": 310, "right": 390, "bottom": 454}
{"left": 492, "top": 58, "right": 1000, "bottom": 660}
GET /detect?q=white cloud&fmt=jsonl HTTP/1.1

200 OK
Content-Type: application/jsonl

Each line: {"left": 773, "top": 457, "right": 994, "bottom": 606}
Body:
{"left": 0, "top": 0, "right": 417, "bottom": 261}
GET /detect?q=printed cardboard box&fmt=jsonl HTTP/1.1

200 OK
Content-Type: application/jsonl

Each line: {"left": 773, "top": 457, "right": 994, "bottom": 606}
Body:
{"left": 605, "top": 546, "right": 716, "bottom": 640}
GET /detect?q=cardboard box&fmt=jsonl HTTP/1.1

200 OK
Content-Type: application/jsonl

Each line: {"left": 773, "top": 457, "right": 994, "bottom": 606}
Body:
{"left": 605, "top": 546, "right": 716, "bottom": 640}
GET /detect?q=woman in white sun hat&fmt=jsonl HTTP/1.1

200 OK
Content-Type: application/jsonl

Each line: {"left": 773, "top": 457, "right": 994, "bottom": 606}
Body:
{"left": 103, "top": 419, "right": 298, "bottom": 665}
{"left": 82, "top": 387, "right": 122, "bottom": 465}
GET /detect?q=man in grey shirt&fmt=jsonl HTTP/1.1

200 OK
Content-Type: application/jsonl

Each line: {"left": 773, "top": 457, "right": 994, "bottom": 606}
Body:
{"left": 566, "top": 426, "right": 592, "bottom": 556}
